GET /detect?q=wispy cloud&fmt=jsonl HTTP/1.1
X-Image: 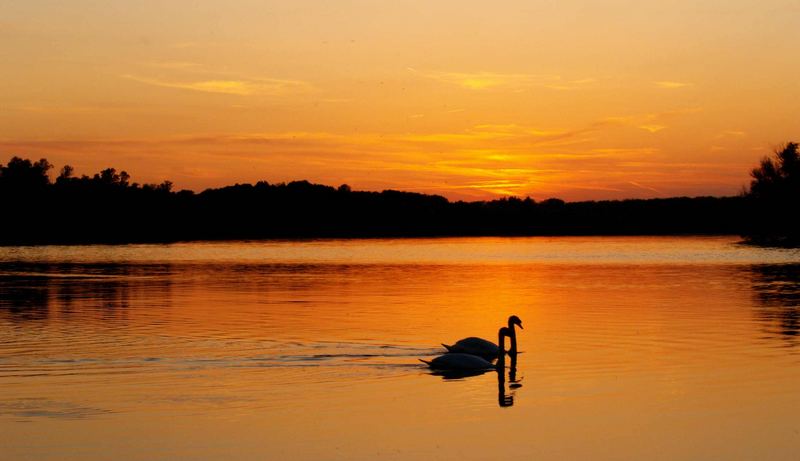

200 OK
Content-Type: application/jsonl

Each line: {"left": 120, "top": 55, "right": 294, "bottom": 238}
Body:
{"left": 122, "top": 74, "right": 313, "bottom": 96}
{"left": 416, "top": 70, "right": 546, "bottom": 90}
{"left": 628, "top": 181, "right": 661, "bottom": 193}
{"left": 653, "top": 81, "right": 693, "bottom": 89}
{"left": 639, "top": 124, "right": 666, "bottom": 133}
{"left": 716, "top": 130, "right": 746, "bottom": 138}
{"left": 408, "top": 68, "right": 594, "bottom": 91}
{"left": 602, "top": 107, "right": 702, "bottom": 134}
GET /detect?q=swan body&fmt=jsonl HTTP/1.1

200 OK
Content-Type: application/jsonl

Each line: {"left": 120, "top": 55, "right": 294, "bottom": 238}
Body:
{"left": 441, "top": 337, "right": 499, "bottom": 361}
{"left": 442, "top": 315, "right": 523, "bottom": 361}
{"left": 419, "top": 353, "right": 494, "bottom": 370}
{"left": 422, "top": 327, "right": 511, "bottom": 371}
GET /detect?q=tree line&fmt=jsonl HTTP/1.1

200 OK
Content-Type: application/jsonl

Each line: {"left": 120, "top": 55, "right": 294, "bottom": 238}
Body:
{"left": 0, "top": 144, "right": 796, "bottom": 245}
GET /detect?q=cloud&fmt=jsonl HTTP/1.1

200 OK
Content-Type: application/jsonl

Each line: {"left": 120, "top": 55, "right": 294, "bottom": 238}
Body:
{"left": 628, "top": 181, "right": 661, "bottom": 193}
{"left": 409, "top": 68, "right": 593, "bottom": 91}
{"left": 653, "top": 81, "right": 693, "bottom": 89}
{"left": 600, "top": 107, "right": 702, "bottom": 134}
{"left": 716, "top": 130, "right": 746, "bottom": 138}
{"left": 639, "top": 124, "right": 666, "bottom": 133}
{"left": 423, "top": 71, "right": 545, "bottom": 90}
{"left": 122, "top": 74, "right": 313, "bottom": 96}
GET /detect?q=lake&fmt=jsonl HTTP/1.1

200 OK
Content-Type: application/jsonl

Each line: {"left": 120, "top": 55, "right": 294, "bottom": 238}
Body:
{"left": 1, "top": 236, "right": 799, "bottom": 460}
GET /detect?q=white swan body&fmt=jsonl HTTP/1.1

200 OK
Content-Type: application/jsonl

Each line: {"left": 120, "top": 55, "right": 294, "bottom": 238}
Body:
{"left": 442, "top": 315, "right": 523, "bottom": 361}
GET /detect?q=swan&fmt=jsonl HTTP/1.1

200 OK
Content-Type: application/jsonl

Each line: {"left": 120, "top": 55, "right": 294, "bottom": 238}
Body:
{"left": 421, "top": 327, "right": 510, "bottom": 371}
{"left": 441, "top": 315, "right": 523, "bottom": 361}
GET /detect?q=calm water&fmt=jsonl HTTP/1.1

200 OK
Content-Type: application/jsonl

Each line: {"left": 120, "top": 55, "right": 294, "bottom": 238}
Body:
{"left": 1, "top": 236, "right": 799, "bottom": 460}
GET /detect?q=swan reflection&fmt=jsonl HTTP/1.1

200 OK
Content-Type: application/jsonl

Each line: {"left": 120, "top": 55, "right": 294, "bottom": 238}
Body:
{"left": 429, "top": 368, "right": 491, "bottom": 380}
{"left": 498, "top": 352, "right": 521, "bottom": 407}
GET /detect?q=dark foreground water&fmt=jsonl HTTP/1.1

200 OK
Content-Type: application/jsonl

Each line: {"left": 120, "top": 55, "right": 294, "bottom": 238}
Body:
{"left": 1, "top": 237, "right": 799, "bottom": 460}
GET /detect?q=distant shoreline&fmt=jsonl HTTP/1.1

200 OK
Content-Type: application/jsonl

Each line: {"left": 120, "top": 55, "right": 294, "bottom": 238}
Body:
{"left": 0, "top": 232, "right": 748, "bottom": 248}
{"left": 3, "top": 179, "right": 749, "bottom": 246}
{"left": 0, "top": 155, "right": 775, "bottom": 247}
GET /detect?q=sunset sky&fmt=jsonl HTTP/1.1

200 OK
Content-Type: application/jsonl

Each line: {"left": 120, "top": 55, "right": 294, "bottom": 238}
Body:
{"left": 1, "top": 0, "right": 798, "bottom": 201}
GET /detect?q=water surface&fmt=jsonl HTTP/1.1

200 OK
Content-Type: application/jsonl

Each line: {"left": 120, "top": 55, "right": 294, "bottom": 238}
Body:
{"left": 1, "top": 236, "right": 799, "bottom": 460}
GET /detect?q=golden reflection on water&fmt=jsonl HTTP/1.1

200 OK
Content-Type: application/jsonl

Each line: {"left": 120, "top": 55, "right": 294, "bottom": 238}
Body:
{"left": 1, "top": 237, "right": 800, "bottom": 460}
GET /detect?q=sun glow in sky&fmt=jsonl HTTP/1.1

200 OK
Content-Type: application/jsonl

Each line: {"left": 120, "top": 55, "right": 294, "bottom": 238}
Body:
{"left": 1, "top": 0, "right": 798, "bottom": 200}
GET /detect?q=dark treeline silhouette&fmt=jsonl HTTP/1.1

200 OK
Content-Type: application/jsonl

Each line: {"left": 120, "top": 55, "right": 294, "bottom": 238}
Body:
{"left": 0, "top": 154, "right": 767, "bottom": 245}
{"left": 742, "top": 142, "right": 800, "bottom": 246}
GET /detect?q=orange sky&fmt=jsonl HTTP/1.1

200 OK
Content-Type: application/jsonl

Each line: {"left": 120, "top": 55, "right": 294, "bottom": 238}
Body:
{"left": 1, "top": 1, "right": 798, "bottom": 201}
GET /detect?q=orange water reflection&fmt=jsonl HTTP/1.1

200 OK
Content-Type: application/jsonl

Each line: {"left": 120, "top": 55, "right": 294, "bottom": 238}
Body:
{"left": 1, "top": 237, "right": 799, "bottom": 460}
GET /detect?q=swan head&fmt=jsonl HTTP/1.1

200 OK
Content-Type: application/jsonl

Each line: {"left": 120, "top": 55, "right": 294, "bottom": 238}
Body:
{"left": 508, "top": 315, "right": 523, "bottom": 330}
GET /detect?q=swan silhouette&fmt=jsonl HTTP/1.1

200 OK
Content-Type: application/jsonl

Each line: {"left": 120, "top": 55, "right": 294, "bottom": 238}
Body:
{"left": 421, "top": 327, "right": 510, "bottom": 371}
{"left": 441, "top": 315, "right": 523, "bottom": 361}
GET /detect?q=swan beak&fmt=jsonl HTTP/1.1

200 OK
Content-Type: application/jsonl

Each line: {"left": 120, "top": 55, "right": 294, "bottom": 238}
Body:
{"left": 518, "top": 323, "right": 523, "bottom": 329}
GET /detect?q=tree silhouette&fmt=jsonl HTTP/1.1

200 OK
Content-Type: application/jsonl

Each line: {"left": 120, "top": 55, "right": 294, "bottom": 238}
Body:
{"left": 744, "top": 142, "right": 800, "bottom": 245}
{"left": 0, "top": 157, "right": 52, "bottom": 189}
{"left": 57, "top": 165, "right": 74, "bottom": 183}
{"left": 749, "top": 142, "right": 799, "bottom": 199}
